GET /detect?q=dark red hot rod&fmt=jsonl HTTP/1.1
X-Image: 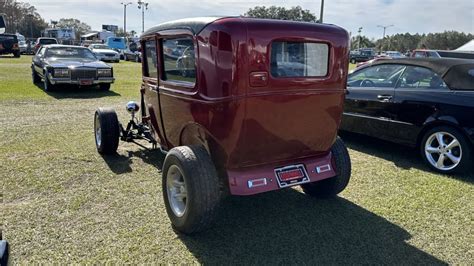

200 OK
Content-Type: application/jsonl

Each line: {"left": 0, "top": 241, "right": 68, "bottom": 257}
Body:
{"left": 94, "top": 17, "right": 351, "bottom": 234}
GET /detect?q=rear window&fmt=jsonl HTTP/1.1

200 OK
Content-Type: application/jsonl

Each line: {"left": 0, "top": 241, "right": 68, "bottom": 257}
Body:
{"left": 40, "top": 39, "right": 57, "bottom": 45}
{"left": 271, "top": 41, "right": 329, "bottom": 78}
{"left": 0, "top": 35, "right": 17, "bottom": 41}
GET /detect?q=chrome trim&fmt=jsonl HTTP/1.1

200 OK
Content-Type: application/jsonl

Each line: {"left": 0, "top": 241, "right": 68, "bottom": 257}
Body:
{"left": 247, "top": 178, "right": 268, "bottom": 188}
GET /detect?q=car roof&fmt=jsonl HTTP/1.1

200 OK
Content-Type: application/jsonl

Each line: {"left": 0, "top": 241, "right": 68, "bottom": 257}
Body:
{"left": 142, "top": 17, "right": 223, "bottom": 37}
{"left": 367, "top": 58, "right": 474, "bottom": 90}
{"left": 43, "top": 44, "right": 87, "bottom": 49}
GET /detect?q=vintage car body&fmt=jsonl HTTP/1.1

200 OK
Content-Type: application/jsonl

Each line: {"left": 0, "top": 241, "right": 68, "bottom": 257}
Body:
{"left": 95, "top": 17, "right": 351, "bottom": 233}
{"left": 31, "top": 45, "right": 114, "bottom": 91}
{"left": 139, "top": 17, "right": 350, "bottom": 195}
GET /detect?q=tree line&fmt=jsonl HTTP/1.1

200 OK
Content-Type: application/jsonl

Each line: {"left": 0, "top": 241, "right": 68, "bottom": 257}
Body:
{"left": 0, "top": 0, "right": 47, "bottom": 38}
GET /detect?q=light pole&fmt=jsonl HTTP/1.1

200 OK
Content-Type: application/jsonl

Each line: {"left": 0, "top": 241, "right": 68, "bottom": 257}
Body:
{"left": 121, "top": 2, "right": 132, "bottom": 37}
{"left": 377, "top": 24, "right": 394, "bottom": 50}
{"left": 319, "top": 0, "right": 325, "bottom": 23}
{"left": 137, "top": 0, "right": 149, "bottom": 33}
{"left": 357, "top": 27, "right": 363, "bottom": 50}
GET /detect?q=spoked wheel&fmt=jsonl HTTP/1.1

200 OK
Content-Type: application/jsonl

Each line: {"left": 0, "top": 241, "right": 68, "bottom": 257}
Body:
{"left": 301, "top": 136, "right": 351, "bottom": 198}
{"left": 94, "top": 108, "right": 120, "bottom": 154}
{"left": 162, "top": 145, "right": 221, "bottom": 234}
{"left": 421, "top": 126, "right": 471, "bottom": 174}
{"left": 43, "top": 75, "right": 56, "bottom": 91}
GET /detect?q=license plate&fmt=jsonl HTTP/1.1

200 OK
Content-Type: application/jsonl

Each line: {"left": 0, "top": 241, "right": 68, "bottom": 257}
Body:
{"left": 274, "top": 164, "right": 310, "bottom": 188}
{"left": 79, "top": 79, "right": 93, "bottom": 85}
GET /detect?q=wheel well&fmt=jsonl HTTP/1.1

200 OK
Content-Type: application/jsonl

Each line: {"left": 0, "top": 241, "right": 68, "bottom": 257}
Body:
{"left": 417, "top": 121, "right": 471, "bottom": 148}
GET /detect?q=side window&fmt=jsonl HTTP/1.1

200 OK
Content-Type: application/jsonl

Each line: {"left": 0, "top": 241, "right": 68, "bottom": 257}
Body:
{"left": 347, "top": 64, "right": 405, "bottom": 88}
{"left": 144, "top": 40, "right": 158, "bottom": 78}
{"left": 398, "top": 66, "right": 447, "bottom": 89}
{"left": 271, "top": 41, "right": 329, "bottom": 77}
{"left": 414, "top": 52, "right": 425, "bottom": 58}
{"left": 161, "top": 37, "right": 195, "bottom": 84}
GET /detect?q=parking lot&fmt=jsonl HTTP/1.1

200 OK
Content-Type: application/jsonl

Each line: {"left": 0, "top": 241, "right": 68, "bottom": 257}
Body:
{"left": 1, "top": 55, "right": 473, "bottom": 264}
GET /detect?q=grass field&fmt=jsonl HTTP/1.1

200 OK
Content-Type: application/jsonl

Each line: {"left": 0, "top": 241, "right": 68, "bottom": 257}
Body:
{"left": 1, "top": 55, "right": 473, "bottom": 264}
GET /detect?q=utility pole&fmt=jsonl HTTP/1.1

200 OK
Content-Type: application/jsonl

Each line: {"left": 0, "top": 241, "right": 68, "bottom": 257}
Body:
{"left": 358, "top": 27, "right": 363, "bottom": 50}
{"left": 319, "top": 0, "right": 325, "bottom": 23}
{"left": 121, "top": 2, "right": 132, "bottom": 37}
{"left": 377, "top": 24, "right": 394, "bottom": 50}
{"left": 137, "top": 0, "right": 149, "bottom": 33}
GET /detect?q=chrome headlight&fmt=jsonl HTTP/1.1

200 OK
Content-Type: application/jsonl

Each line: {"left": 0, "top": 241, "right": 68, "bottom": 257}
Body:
{"left": 97, "top": 68, "right": 112, "bottom": 77}
{"left": 53, "top": 68, "right": 70, "bottom": 78}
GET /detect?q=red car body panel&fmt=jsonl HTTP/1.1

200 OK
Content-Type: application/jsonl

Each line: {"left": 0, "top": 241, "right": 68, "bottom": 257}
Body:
{"left": 140, "top": 17, "right": 349, "bottom": 195}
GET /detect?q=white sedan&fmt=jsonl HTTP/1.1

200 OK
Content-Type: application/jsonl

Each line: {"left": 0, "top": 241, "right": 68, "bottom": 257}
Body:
{"left": 89, "top": 44, "right": 120, "bottom": 63}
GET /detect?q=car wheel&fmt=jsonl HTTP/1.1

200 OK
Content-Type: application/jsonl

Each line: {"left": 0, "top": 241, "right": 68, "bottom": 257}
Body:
{"left": 420, "top": 126, "right": 472, "bottom": 174}
{"left": 32, "top": 70, "right": 41, "bottom": 84}
{"left": 14, "top": 51, "right": 20, "bottom": 58}
{"left": 94, "top": 108, "right": 120, "bottom": 154}
{"left": 301, "top": 136, "right": 351, "bottom": 198}
{"left": 99, "top": 84, "right": 111, "bottom": 91}
{"left": 162, "top": 145, "right": 221, "bottom": 234}
{"left": 43, "top": 75, "right": 56, "bottom": 92}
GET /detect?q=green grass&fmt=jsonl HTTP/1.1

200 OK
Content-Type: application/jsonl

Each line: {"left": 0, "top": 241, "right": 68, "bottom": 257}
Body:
{"left": 1, "top": 57, "right": 473, "bottom": 264}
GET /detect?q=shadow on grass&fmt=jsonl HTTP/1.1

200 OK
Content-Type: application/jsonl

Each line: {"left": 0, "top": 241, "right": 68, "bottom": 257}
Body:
{"left": 101, "top": 147, "right": 165, "bottom": 175}
{"left": 179, "top": 190, "right": 447, "bottom": 264}
{"left": 340, "top": 131, "right": 474, "bottom": 183}
{"left": 33, "top": 82, "right": 121, "bottom": 99}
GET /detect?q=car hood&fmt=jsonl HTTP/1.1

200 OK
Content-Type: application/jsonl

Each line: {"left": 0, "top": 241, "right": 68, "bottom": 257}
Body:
{"left": 92, "top": 49, "right": 118, "bottom": 54}
{"left": 45, "top": 58, "right": 111, "bottom": 68}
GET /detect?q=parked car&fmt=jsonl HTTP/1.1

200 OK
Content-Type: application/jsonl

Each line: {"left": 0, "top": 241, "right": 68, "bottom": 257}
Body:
{"left": 88, "top": 44, "right": 120, "bottom": 63}
{"left": 31, "top": 45, "right": 114, "bottom": 91}
{"left": 94, "top": 17, "right": 352, "bottom": 234}
{"left": 355, "top": 54, "right": 392, "bottom": 69}
{"left": 33, "top": 37, "right": 58, "bottom": 54}
{"left": 0, "top": 33, "right": 20, "bottom": 57}
{"left": 123, "top": 41, "right": 141, "bottom": 62}
{"left": 18, "top": 40, "right": 27, "bottom": 54}
{"left": 341, "top": 58, "right": 474, "bottom": 173}
{"left": 411, "top": 49, "right": 474, "bottom": 60}
{"left": 350, "top": 49, "right": 375, "bottom": 64}
{"left": 106, "top": 37, "right": 127, "bottom": 59}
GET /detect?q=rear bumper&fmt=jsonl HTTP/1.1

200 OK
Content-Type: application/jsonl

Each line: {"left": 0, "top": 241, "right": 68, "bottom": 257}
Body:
{"left": 227, "top": 152, "right": 336, "bottom": 196}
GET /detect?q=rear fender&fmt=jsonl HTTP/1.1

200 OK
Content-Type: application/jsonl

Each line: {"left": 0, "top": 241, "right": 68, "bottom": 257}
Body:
{"left": 419, "top": 115, "right": 473, "bottom": 146}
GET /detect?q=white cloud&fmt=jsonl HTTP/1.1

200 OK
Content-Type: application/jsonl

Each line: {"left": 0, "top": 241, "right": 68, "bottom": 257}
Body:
{"left": 27, "top": 0, "right": 473, "bottom": 38}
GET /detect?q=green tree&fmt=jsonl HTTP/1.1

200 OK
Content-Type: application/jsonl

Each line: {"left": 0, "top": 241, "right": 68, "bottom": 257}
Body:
{"left": 56, "top": 18, "right": 91, "bottom": 39}
{"left": 0, "top": 0, "right": 48, "bottom": 38}
{"left": 243, "top": 6, "right": 317, "bottom": 22}
{"left": 351, "top": 35, "right": 375, "bottom": 50}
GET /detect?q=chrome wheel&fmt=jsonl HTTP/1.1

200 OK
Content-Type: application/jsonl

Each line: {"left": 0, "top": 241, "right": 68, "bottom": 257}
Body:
{"left": 425, "top": 132, "right": 462, "bottom": 171}
{"left": 166, "top": 165, "right": 187, "bottom": 217}
{"left": 94, "top": 115, "right": 102, "bottom": 148}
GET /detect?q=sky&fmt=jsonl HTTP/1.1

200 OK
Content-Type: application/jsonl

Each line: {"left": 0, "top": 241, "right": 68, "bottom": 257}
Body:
{"left": 27, "top": 0, "right": 473, "bottom": 39}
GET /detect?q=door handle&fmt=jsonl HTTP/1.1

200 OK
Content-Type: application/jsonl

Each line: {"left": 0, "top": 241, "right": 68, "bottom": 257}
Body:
{"left": 377, "top": 95, "right": 392, "bottom": 101}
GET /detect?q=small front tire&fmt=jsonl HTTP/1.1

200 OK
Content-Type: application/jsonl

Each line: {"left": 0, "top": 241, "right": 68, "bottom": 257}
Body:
{"left": 43, "top": 75, "right": 56, "bottom": 92}
{"left": 32, "top": 70, "right": 41, "bottom": 83}
{"left": 94, "top": 108, "right": 120, "bottom": 154}
{"left": 301, "top": 137, "right": 351, "bottom": 198}
{"left": 99, "top": 83, "right": 111, "bottom": 91}
{"left": 162, "top": 145, "right": 221, "bottom": 234}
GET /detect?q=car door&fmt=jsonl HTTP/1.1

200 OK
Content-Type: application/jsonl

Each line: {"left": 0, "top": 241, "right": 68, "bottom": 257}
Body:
{"left": 342, "top": 64, "right": 405, "bottom": 140}
{"left": 32, "top": 47, "right": 46, "bottom": 77}
{"left": 141, "top": 37, "right": 168, "bottom": 149}
{"left": 391, "top": 66, "right": 452, "bottom": 145}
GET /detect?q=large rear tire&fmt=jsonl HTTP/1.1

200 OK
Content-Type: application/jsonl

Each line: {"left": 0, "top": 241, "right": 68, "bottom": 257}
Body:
{"left": 94, "top": 108, "right": 120, "bottom": 154}
{"left": 301, "top": 137, "right": 351, "bottom": 198}
{"left": 162, "top": 145, "right": 221, "bottom": 234}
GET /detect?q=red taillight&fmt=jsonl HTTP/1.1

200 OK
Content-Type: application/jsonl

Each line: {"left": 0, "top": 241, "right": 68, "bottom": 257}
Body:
{"left": 35, "top": 44, "right": 40, "bottom": 49}
{"left": 13, "top": 43, "right": 18, "bottom": 48}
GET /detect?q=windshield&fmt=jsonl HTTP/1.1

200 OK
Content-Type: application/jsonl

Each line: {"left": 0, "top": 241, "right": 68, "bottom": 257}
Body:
{"left": 91, "top": 45, "right": 110, "bottom": 49}
{"left": 45, "top": 47, "right": 96, "bottom": 59}
{"left": 40, "top": 39, "right": 57, "bottom": 45}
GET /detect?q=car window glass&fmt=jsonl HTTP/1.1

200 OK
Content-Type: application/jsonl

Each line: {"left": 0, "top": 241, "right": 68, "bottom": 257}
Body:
{"left": 162, "top": 37, "right": 195, "bottom": 83}
{"left": 347, "top": 64, "right": 405, "bottom": 88}
{"left": 37, "top": 47, "right": 45, "bottom": 56}
{"left": 271, "top": 42, "right": 329, "bottom": 77}
{"left": 398, "top": 66, "right": 447, "bottom": 89}
{"left": 414, "top": 52, "right": 424, "bottom": 58}
{"left": 144, "top": 40, "right": 158, "bottom": 78}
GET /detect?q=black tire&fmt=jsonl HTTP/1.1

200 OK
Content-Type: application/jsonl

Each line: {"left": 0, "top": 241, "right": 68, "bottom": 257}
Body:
{"left": 420, "top": 126, "right": 472, "bottom": 174}
{"left": 99, "top": 83, "right": 111, "bottom": 91}
{"left": 162, "top": 145, "right": 221, "bottom": 234}
{"left": 301, "top": 136, "right": 351, "bottom": 198}
{"left": 14, "top": 51, "right": 20, "bottom": 58}
{"left": 32, "top": 69, "right": 41, "bottom": 83}
{"left": 43, "top": 74, "right": 56, "bottom": 92}
{"left": 94, "top": 108, "right": 120, "bottom": 154}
